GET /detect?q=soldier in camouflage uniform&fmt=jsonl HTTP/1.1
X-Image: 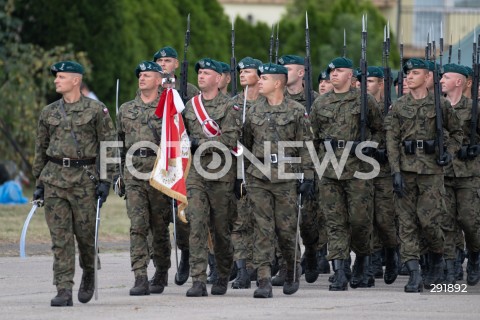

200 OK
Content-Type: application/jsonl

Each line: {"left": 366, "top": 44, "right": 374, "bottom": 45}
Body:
{"left": 153, "top": 46, "right": 197, "bottom": 285}
{"left": 183, "top": 58, "right": 239, "bottom": 297}
{"left": 218, "top": 61, "right": 232, "bottom": 96}
{"left": 33, "top": 61, "right": 115, "bottom": 306}
{"left": 310, "top": 57, "right": 383, "bottom": 291}
{"left": 318, "top": 70, "right": 334, "bottom": 96}
{"left": 116, "top": 61, "right": 174, "bottom": 296}
{"left": 385, "top": 58, "right": 463, "bottom": 292}
{"left": 229, "top": 57, "right": 263, "bottom": 289}
{"left": 243, "top": 62, "right": 315, "bottom": 298}
{"left": 440, "top": 63, "right": 480, "bottom": 286}
{"left": 365, "top": 66, "right": 399, "bottom": 284}
{"left": 278, "top": 54, "right": 327, "bottom": 283}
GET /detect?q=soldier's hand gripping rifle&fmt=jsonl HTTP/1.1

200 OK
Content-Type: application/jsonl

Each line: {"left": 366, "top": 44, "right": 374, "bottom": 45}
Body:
{"left": 468, "top": 34, "right": 480, "bottom": 159}
{"left": 304, "top": 12, "right": 314, "bottom": 115}
{"left": 383, "top": 22, "right": 392, "bottom": 115}
{"left": 360, "top": 15, "right": 368, "bottom": 142}
{"left": 230, "top": 19, "right": 238, "bottom": 97}
{"left": 180, "top": 14, "right": 191, "bottom": 104}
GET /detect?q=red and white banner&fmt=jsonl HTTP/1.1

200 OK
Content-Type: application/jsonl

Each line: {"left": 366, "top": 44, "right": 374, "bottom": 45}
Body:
{"left": 191, "top": 94, "right": 222, "bottom": 137}
{"left": 150, "top": 88, "right": 191, "bottom": 222}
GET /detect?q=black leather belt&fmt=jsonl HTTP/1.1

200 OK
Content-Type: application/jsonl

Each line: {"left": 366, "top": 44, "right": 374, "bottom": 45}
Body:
{"left": 47, "top": 156, "right": 96, "bottom": 167}
{"left": 402, "top": 140, "right": 432, "bottom": 149}
{"left": 256, "top": 154, "right": 295, "bottom": 164}
{"left": 132, "top": 148, "right": 157, "bottom": 157}
{"left": 323, "top": 139, "right": 355, "bottom": 149}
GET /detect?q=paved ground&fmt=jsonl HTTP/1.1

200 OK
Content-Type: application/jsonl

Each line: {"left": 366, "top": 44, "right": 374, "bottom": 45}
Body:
{"left": 1, "top": 251, "right": 480, "bottom": 320}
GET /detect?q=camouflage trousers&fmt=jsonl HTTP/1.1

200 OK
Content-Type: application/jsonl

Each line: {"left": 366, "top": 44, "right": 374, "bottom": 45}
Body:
{"left": 44, "top": 182, "right": 97, "bottom": 291}
{"left": 231, "top": 195, "right": 254, "bottom": 268}
{"left": 125, "top": 179, "right": 172, "bottom": 277}
{"left": 372, "top": 176, "right": 398, "bottom": 251}
{"left": 395, "top": 173, "right": 446, "bottom": 262}
{"left": 318, "top": 177, "right": 374, "bottom": 260}
{"left": 444, "top": 176, "right": 480, "bottom": 256}
{"left": 186, "top": 181, "right": 234, "bottom": 282}
{"left": 248, "top": 177, "right": 300, "bottom": 280}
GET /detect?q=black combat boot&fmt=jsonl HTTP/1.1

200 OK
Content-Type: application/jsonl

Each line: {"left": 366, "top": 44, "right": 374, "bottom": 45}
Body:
{"left": 424, "top": 252, "right": 444, "bottom": 289}
{"left": 283, "top": 263, "right": 301, "bottom": 295}
{"left": 174, "top": 249, "right": 190, "bottom": 286}
{"left": 78, "top": 271, "right": 95, "bottom": 303}
{"left": 206, "top": 253, "right": 218, "bottom": 285}
{"left": 419, "top": 254, "right": 429, "bottom": 281}
{"left": 384, "top": 247, "right": 399, "bottom": 284}
{"left": 271, "top": 264, "right": 286, "bottom": 286}
{"left": 350, "top": 255, "right": 367, "bottom": 289}
{"left": 360, "top": 256, "right": 375, "bottom": 287}
{"left": 304, "top": 247, "right": 319, "bottom": 283}
{"left": 329, "top": 255, "right": 351, "bottom": 283}
{"left": 129, "top": 275, "right": 150, "bottom": 296}
{"left": 253, "top": 278, "right": 273, "bottom": 298}
{"left": 211, "top": 277, "right": 229, "bottom": 295}
{"left": 404, "top": 260, "right": 423, "bottom": 293}
{"left": 149, "top": 270, "right": 168, "bottom": 294}
{"left": 370, "top": 249, "right": 384, "bottom": 279}
{"left": 232, "top": 259, "right": 251, "bottom": 289}
{"left": 229, "top": 262, "right": 238, "bottom": 281}
{"left": 467, "top": 251, "right": 480, "bottom": 286}
{"left": 186, "top": 281, "right": 208, "bottom": 297}
{"left": 317, "top": 244, "right": 330, "bottom": 274}
{"left": 329, "top": 260, "right": 348, "bottom": 291}
{"left": 443, "top": 259, "right": 456, "bottom": 285}
{"left": 51, "top": 288, "right": 73, "bottom": 307}
{"left": 455, "top": 248, "right": 465, "bottom": 281}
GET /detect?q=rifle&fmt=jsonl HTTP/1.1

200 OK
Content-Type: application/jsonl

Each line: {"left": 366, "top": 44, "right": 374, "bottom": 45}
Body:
{"left": 343, "top": 29, "right": 347, "bottom": 58}
{"left": 432, "top": 31, "right": 446, "bottom": 165}
{"left": 458, "top": 35, "right": 462, "bottom": 64}
{"left": 469, "top": 34, "right": 480, "bottom": 154}
{"left": 439, "top": 22, "right": 444, "bottom": 70}
{"left": 383, "top": 22, "right": 392, "bottom": 115}
{"left": 230, "top": 19, "right": 238, "bottom": 97}
{"left": 269, "top": 24, "right": 274, "bottom": 63}
{"left": 304, "top": 12, "right": 313, "bottom": 115}
{"left": 360, "top": 15, "right": 368, "bottom": 142}
{"left": 180, "top": 14, "right": 191, "bottom": 104}
{"left": 448, "top": 34, "right": 452, "bottom": 64}
{"left": 398, "top": 30, "right": 404, "bottom": 98}
{"left": 275, "top": 22, "right": 280, "bottom": 64}
{"left": 473, "top": 28, "right": 477, "bottom": 69}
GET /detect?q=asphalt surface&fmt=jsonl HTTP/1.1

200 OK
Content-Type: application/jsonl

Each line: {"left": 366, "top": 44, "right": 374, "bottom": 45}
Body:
{"left": 1, "top": 251, "right": 479, "bottom": 320}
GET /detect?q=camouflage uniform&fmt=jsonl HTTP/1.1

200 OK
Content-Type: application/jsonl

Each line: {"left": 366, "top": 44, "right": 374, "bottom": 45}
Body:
{"left": 184, "top": 92, "right": 240, "bottom": 284}
{"left": 243, "top": 97, "right": 314, "bottom": 281}
{"left": 384, "top": 92, "right": 463, "bottom": 262}
{"left": 33, "top": 96, "right": 116, "bottom": 291}
{"left": 444, "top": 96, "right": 480, "bottom": 258}
{"left": 310, "top": 88, "right": 383, "bottom": 261}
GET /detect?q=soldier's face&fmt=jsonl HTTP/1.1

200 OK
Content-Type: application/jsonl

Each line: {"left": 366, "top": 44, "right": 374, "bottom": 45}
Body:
{"left": 329, "top": 68, "right": 352, "bottom": 89}
{"left": 156, "top": 57, "right": 179, "bottom": 74}
{"left": 197, "top": 69, "right": 221, "bottom": 91}
{"left": 285, "top": 65, "right": 304, "bottom": 86}
{"left": 406, "top": 69, "right": 428, "bottom": 91}
{"left": 319, "top": 80, "right": 333, "bottom": 95}
{"left": 219, "top": 73, "right": 231, "bottom": 90}
{"left": 366, "top": 78, "right": 383, "bottom": 97}
{"left": 258, "top": 75, "right": 276, "bottom": 95}
{"left": 54, "top": 72, "right": 81, "bottom": 94}
{"left": 138, "top": 72, "right": 162, "bottom": 91}
{"left": 239, "top": 69, "right": 260, "bottom": 87}
{"left": 440, "top": 72, "right": 464, "bottom": 95}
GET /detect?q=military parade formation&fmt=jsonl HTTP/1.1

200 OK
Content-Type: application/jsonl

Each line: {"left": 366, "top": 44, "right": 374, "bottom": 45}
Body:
{"left": 29, "top": 13, "right": 480, "bottom": 307}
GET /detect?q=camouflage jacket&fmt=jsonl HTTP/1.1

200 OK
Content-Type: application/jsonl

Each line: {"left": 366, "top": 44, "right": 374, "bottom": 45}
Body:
{"left": 284, "top": 88, "right": 319, "bottom": 110}
{"left": 445, "top": 95, "right": 480, "bottom": 178}
{"left": 184, "top": 92, "right": 239, "bottom": 184}
{"left": 385, "top": 92, "right": 463, "bottom": 175}
{"left": 310, "top": 88, "right": 383, "bottom": 180}
{"left": 33, "top": 96, "right": 116, "bottom": 188}
{"left": 117, "top": 93, "right": 166, "bottom": 181}
{"left": 243, "top": 97, "right": 314, "bottom": 183}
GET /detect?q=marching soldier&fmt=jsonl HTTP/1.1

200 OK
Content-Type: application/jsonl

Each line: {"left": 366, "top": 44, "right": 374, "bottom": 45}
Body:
{"left": 116, "top": 61, "right": 174, "bottom": 296}
{"left": 218, "top": 61, "right": 232, "bottom": 96}
{"left": 462, "top": 66, "right": 473, "bottom": 99}
{"left": 243, "top": 62, "right": 315, "bottom": 298}
{"left": 33, "top": 61, "right": 116, "bottom": 306}
{"left": 318, "top": 70, "right": 334, "bottom": 95}
{"left": 183, "top": 58, "right": 239, "bottom": 297}
{"left": 153, "top": 46, "right": 196, "bottom": 285}
{"left": 310, "top": 57, "right": 383, "bottom": 291}
{"left": 440, "top": 63, "right": 480, "bottom": 286}
{"left": 385, "top": 58, "right": 463, "bottom": 292}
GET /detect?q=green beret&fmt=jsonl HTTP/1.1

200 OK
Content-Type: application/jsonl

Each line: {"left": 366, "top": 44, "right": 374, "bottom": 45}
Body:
{"left": 442, "top": 63, "right": 469, "bottom": 77}
{"left": 135, "top": 61, "right": 163, "bottom": 78}
{"left": 237, "top": 57, "right": 262, "bottom": 71}
{"left": 317, "top": 70, "right": 330, "bottom": 82}
{"left": 50, "top": 61, "right": 84, "bottom": 76}
{"left": 403, "top": 58, "right": 429, "bottom": 73}
{"left": 218, "top": 61, "right": 230, "bottom": 73}
{"left": 258, "top": 63, "right": 288, "bottom": 76}
{"left": 355, "top": 68, "right": 361, "bottom": 81}
{"left": 327, "top": 57, "right": 353, "bottom": 74}
{"left": 367, "top": 66, "right": 384, "bottom": 78}
{"left": 153, "top": 46, "right": 178, "bottom": 61}
{"left": 278, "top": 55, "right": 305, "bottom": 66}
{"left": 195, "top": 58, "right": 222, "bottom": 74}
{"left": 463, "top": 65, "right": 473, "bottom": 77}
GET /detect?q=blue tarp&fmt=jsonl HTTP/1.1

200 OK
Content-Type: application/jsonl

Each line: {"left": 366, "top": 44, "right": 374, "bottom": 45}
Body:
{"left": 0, "top": 181, "right": 28, "bottom": 205}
